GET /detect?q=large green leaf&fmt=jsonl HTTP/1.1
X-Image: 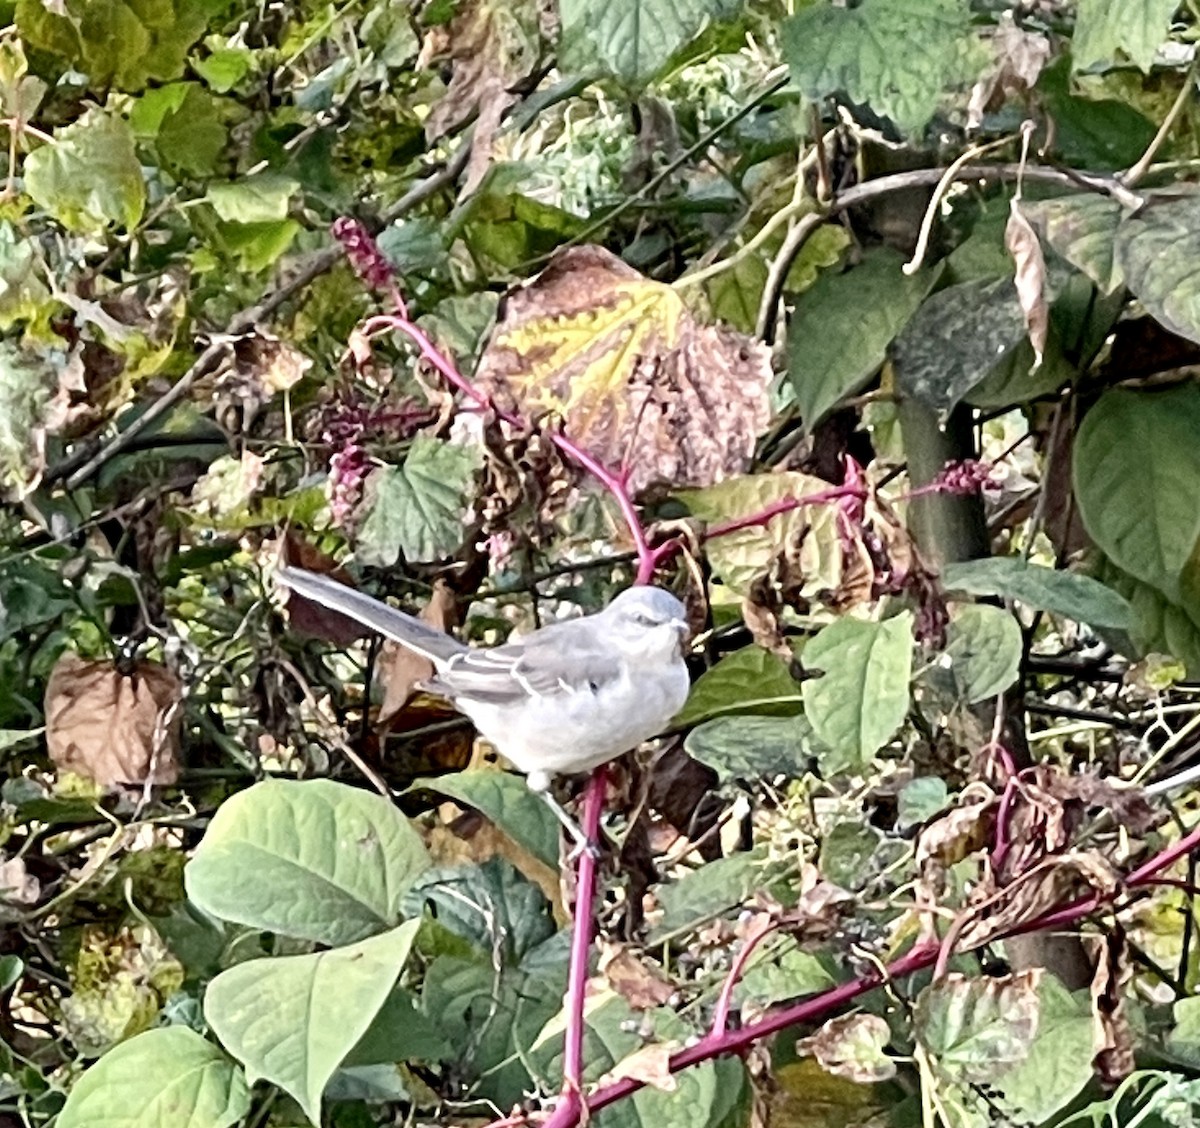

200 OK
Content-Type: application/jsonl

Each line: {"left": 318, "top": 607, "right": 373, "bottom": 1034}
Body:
{"left": 411, "top": 770, "right": 559, "bottom": 867}
{"left": 1022, "top": 193, "right": 1127, "bottom": 295}
{"left": 674, "top": 645, "right": 803, "bottom": 727}
{"left": 24, "top": 111, "right": 145, "bottom": 232}
{"left": 400, "top": 858, "right": 555, "bottom": 963}
{"left": 204, "top": 921, "right": 420, "bottom": 1126}
{"left": 57, "top": 1027, "right": 249, "bottom": 1128}
{"left": 16, "top": 0, "right": 226, "bottom": 92}
{"left": 649, "top": 852, "right": 766, "bottom": 943}
{"left": 788, "top": 249, "right": 939, "bottom": 428}
{"left": 683, "top": 715, "right": 817, "bottom": 783}
{"left": 893, "top": 277, "right": 1030, "bottom": 411}
{"left": 994, "top": 976, "right": 1095, "bottom": 1124}
{"left": 915, "top": 971, "right": 1040, "bottom": 1084}
{"left": 1115, "top": 192, "right": 1200, "bottom": 345}
{"left": 782, "top": 0, "right": 973, "bottom": 132}
{"left": 941, "top": 557, "right": 1132, "bottom": 630}
{"left": 559, "top": 0, "right": 741, "bottom": 85}
{"left": 356, "top": 435, "right": 480, "bottom": 566}
{"left": 941, "top": 604, "right": 1022, "bottom": 705}
{"left": 1102, "top": 557, "right": 1200, "bottom": 676}
{"left": 801, "top": 613, "right": 913, "bottom": 770}
{"left": 1072, "top": 0, "right": 1178, "bottom": 72}
{"left": 1073, "top": 386, "right": 1200, "bottom": 599}
{"left": 184, "top": 779, "right": 430, "bottom": 946}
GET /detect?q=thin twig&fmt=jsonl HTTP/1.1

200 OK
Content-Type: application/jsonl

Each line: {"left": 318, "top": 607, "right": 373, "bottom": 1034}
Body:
{"left": 1123, "top": 59, "right": 1199, "bottom": 187}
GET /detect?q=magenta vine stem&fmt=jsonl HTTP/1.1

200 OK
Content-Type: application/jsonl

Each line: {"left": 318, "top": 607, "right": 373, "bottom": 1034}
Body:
{"left": 709, "top": 917, "right": 780, "bottom": 1038}
{"left": 507, "top": 817, "right": 1200, "bottom": 1128}
{"left": 548, "top": 766, "right": 609, "bottom": 1128}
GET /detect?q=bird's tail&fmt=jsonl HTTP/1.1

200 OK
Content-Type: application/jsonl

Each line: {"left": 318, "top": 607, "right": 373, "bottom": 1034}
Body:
{"left": 275, "top": 566, "right": 466, "bottom": 664}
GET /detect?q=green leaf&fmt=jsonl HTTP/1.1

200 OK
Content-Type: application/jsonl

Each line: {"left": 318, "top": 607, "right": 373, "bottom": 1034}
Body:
{"left": 782, "top": 0, "right": 973, "bottom": 132}
{"left": 801, "top": 613, "right": 913, "bottom": 770}
{"left": 16, "top": 0, "right": 225, "bottom": 92}
{"left": 0, "top": 220, "right": 50, "bottom": 329}
{"left": 648, "top": 853, "right": 765, "bottom": 943}
{"left": 559, "top": 0, "right": 741, "bottom": 85}
{"left": 893, "top": 277, "right": 1030, "bottom": 411}
{"left": 1102, "top": 559, "right": 1200, "bottom": 676}
{"left": 674, "top": 645, "right": 803, "bottom": 727}
{"left": 733, "top": 947, "right": 834, "bottom": 1010}
{"left": 193, "top": 47, "right": 254, "bottom": 93}
{"left": 184, "top": 778, "right": 430, "bottom": 946}
{"left": 205, "top": 173, "right": 298, "bottom": 224}
{"left": 0, "top": 341, "right": 57, "bottom": 498}
{"left": 819, "top": 821, "right": 883, "bottom": 889}
{"left": 355, "top": 436, "right": 480, "bottom": 566}
{"left": 915, "top": 971, "right": 1040, "bottom": 1083}
{"left": 897, "top": 777, "right": 949, "bottom": 830}
{"left": 57, "top": 1026, "right": 249, "bottom": 1128}
{"left": 941, "top": 557, "right": 1132, "bottom": 630}
{"left": 400, "top": 858, "right": 555, "bottom": 963}
{"left": 994, "top": 976, "right": 1097, "bottom": 1124}
{"left": 24, "top": 111, "right": 146, "bottom": 232}
{"left": 204, "top": 921, "right": 420, "bottom": 1126}
{"left": 1115, "top": 192, "right": 1200, "bottom": 345}
{"left": 411, "top": 770, "right": 559, "bottom": 867}
{"left": 1022, "top": 193, "right": 1127, "bottom": 295}
{"left": 683, "top": 715, "right": 816, "bottom": 783}
{"left": 1073, "top": 385, "right": 1200, "bottom": 599}
{"left": 343, "top": 986, "right": 451, "bottom": 1067}
{"left": 788, "top": 249, "right": 940, "bottom": 428}
{"left": 941, "top": 604, "right": 1022, "bottom": 705}
{"left": 1072, "top": 0, "right": 1178, "bottom": 72}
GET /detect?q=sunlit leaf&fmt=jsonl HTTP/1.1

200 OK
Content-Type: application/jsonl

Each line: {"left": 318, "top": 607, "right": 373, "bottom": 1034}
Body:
{"left": 185, "top": 779, "right": 430, "bottom": 946}
{"left": 1072, "top": 0, "right": 1178, "bottom": 72}
{"left": 205, "top": 921, "right": 420, "bottom": 1126}
{"left": 57, "top": 1027, "right": 249, "bottom": 1128}
{"left": 475, "top": 246, "right": 771, "bottom": 494}
{"left": 674, "top": 645, "right": 803, "bottom": 727}
{"left": 801, "top": 613, "right": 913, "bottom": 770}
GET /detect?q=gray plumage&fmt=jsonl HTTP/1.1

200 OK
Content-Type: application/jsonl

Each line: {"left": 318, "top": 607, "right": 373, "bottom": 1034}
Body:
{"left": 275, "top": 566, "right": 691, "bottom": 844}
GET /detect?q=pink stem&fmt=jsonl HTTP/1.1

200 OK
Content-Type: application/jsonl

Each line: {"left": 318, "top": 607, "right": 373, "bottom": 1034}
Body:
{"left": 548, "top": 767, "right": 609, "bottom": 1128}
{"left": 710, "top": 917, "right": 780, "bottom": 1037}
{"left": 364, "top": 313, "right": 659, "bottom": 584}
{"left": 704, "top": 485, "right": 867, "bottom": 540}
{"left": 509, "top": 817, "right": 1200, "bottom": 1128}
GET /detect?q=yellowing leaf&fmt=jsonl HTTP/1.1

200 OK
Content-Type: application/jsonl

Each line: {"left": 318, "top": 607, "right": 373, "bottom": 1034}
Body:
{"left": 475, "top": 246, "right": 772, "bottom": 493}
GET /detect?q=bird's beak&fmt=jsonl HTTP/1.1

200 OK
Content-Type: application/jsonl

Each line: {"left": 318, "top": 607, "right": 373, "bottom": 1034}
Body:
{"left": 670, "top": 618, "right": 690, "bottom": 638}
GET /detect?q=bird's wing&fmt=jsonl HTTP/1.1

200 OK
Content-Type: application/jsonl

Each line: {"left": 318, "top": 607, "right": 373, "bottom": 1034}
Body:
{"left": 426, "top": 617, "right": 622, "bottom": 705}
{"left": 276, "top": 566, "right": 468, "bottom": 664}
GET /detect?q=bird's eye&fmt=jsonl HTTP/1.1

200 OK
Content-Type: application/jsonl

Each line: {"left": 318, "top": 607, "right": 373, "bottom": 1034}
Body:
{"left": 632, "top": 611, "right": 657, "bottom": 627}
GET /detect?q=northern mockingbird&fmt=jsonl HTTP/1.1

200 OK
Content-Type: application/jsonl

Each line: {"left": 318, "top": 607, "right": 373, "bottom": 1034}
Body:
{"left": 275, "top": 567, "right": 691, "bottom": 849}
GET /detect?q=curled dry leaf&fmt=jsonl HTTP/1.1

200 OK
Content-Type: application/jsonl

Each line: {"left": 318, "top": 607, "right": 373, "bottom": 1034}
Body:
{"left": 1091, "top": 927, "right": 1134, "bottom": 1086}
{"left": 45, "top": 652, "right": 181, "bottom": 789}
{"left": 797, "top": 1013, "right": 897, "bottom": 1084}
{"left": 378, "top": 580, "right": 459, "bottom": 726}
{"left": 475, "top": 246, "right": 772, "bottom": 495}
{"left": 1005, "top": 199, "right": 1049, "bottom": 366}
{"left": 597, "top": 1041, "right": 680, "bottom": 1093}
{"left": 598, "top": 943, "right": 677, "bottom": 1010}
{"left": 422, "top": 0, "right": 541, "bottom": 193}
{"left": 966, "top": 12, "right": 1051, "bottom": 129}
{"left": 0, "top": 855, "right": 40, "bottom": 907}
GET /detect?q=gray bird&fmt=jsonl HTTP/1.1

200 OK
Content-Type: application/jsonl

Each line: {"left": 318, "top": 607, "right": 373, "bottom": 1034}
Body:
{"left": 275, "top": 567, "right": 692, "bottom": 849}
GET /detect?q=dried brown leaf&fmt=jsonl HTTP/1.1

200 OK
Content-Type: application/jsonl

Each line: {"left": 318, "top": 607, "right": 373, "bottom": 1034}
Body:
{"left": 279, "top": 549, "right": 370, "bottom": 646}
{"left": 598, "top": 1041, "right": 679, "bottom": 1092}
{"left": 378, "top": 581, "right": 458, "bottom": 725}
{"left": 797, "top": 1014, "right": 897, "bottom": 1084}
{"left": 475, "top": 246, "right": 772, "bottom": 495}
{"left": 598, "top": 944, "right": 676, "bottom": 1010}
{"left": 45, "top": 653, "right": 181, "bottom": 789}
{"left": 1091, "top": 928, "right": 1133, "bottom": 1086}
{"left": 966, "top": 13, "right": 1050, "bottom": 129}
{"left": 1005, "top": 199, "right": 1049, "bottom": 365}
{"left": 0, "top": 855, "right": 40, "bottom": 907}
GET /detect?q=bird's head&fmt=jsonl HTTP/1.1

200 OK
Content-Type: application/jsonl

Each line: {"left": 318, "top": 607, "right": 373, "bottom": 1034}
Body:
{"left": 605, "top": 586, "right": 690, "bottom": 660}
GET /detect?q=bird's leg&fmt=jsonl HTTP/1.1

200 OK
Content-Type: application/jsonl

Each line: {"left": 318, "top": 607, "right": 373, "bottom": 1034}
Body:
{"left": 527, "top": 772, "right": 600, "bottom": 860}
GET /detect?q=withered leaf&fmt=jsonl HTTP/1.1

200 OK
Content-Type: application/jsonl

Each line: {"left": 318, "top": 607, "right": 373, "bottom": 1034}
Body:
{"left": 278, "top": 550, "right": 368, "bottom": 647}
{"left": 598, "top": 1041, "right": 679, "bottom": 1093}
{"left": 378, "top": 580, "right": 458, "bottom": 726}
{"left": 797, "top": 1013, "right": 896, "bottom": 1084}
{"left": 598, "top": 944, "right": 677, "bottom": 1010}
{"left": 1091, "top": 928, "right": 1134, "bottom": 1086}
{"left": 475, "top": 246, "right": 772, "bottom": 495}
{"left": 45, "top": 652, "right": 181, "bottom": 789}
{"left": 966, "top": 13, "right": 1050, "bottom": 129}
{"left": 1005, "top": 199, "right": 1048, "bottom": 366}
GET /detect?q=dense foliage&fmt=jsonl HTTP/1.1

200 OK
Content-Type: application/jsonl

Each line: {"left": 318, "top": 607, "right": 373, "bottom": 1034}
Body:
{"left": 8, "top": 1, "right": 1200, "bottom": 1125}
